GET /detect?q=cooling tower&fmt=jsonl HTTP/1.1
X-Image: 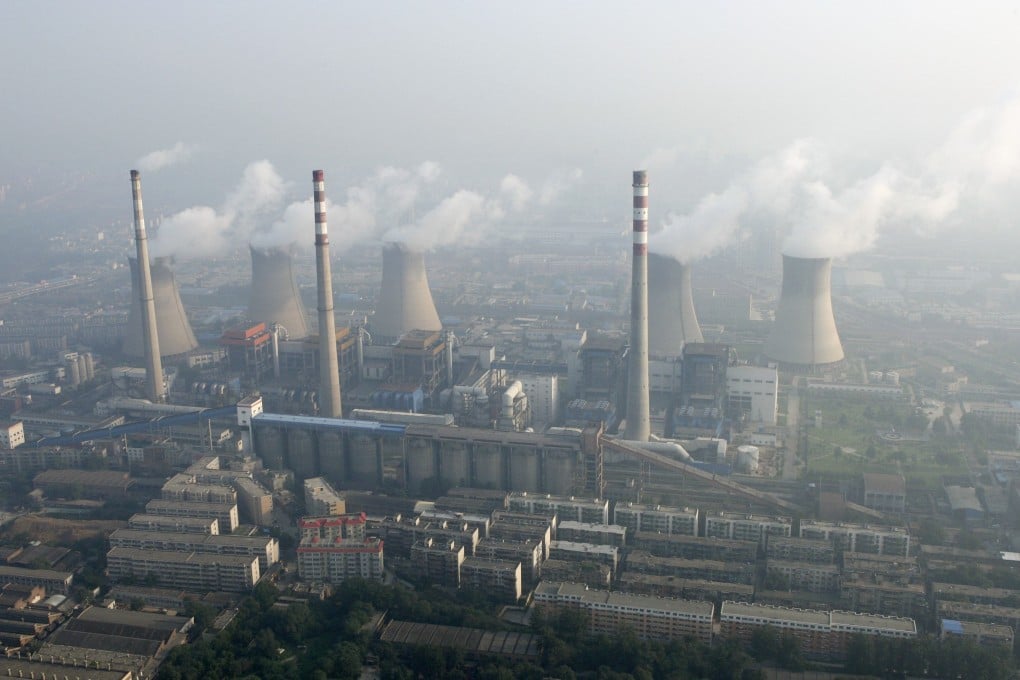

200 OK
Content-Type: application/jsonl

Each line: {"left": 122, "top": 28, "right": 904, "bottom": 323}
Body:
{"left": 248, "top": 244, "right": 309, "bottom": 339}
{"left": 764, "top": 255, "right": 845, "bottom": 370}
{"left": 624, "top": 170, "right": 651, "bottom": 442}
{"left": 648, "top": 254, "right": 703, "bottom": 357}
{"left": 129, "top": 170, "right": 164, "bottom": 403}
{"left": 372, "top": 242, "right": 442, "bottom": 342}
{"left": 124, "top": 256, "right": 199, "bottom": 358}
{"left": 313, "top": 170, "right": 343, "bottom": 418}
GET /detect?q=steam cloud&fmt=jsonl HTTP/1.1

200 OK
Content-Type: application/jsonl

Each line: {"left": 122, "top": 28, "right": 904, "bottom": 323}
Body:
{"left": 650, "top": 93, "right": 1020, "bottom": 262}
{"left": 151, "top": 160, "right": 583, "bottom": 257}
{"left": 150, "top": 160, "right": 287, "bottom": 258}
{"left": 136, "top": 142, "right": 197, "bottom": 173}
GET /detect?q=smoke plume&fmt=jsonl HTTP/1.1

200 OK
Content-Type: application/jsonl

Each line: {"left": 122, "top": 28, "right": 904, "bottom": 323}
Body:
{"left": 150, "top": 160, "right": 286, "bottom": 258}
{"left": 650, "top": 93, "right": 1020, "bottom": 261}
{"left": 136, "top": 142, "right": 197, "bottom": 173}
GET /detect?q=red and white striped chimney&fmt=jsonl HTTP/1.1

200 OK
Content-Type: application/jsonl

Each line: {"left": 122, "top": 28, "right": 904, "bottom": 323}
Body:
{"left": 313, "top": 170, "right": 343, "bottom": 418}
{"left": 624, "top": 170, "right": 650, "bottom": 441}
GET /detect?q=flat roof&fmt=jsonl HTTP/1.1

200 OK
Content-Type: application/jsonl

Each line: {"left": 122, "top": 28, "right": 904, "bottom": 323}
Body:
{"left": 721, "top": 601, "right": 830, "bottom": 625}
{"left": 106, "top": 547, "right": 257, "bottom": 567}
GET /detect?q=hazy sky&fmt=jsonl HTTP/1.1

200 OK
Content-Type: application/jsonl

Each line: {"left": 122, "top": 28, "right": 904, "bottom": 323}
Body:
{"left": 2, "top": 1, "right": 1019, "bottom": 257}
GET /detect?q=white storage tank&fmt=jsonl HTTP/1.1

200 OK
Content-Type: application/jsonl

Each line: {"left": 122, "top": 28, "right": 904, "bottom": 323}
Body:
{"left": 884, "top": 371, "right": 900, "bottom": 385}
{"left": 736, "top": 445, "right": 760, "bottom": 473}
{"left": 868, "top": 370, "right": 884, "bottom": 384}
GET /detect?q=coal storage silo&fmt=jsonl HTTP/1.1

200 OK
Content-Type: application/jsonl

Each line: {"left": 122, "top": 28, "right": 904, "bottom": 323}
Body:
{"left": 372, "top": 242, "right": 442, "bottom": 342}
{"left": 764, "top": 254, "right": 844, "bottom": 372}
{"left": 124, "top": 256, "right": 198, "bottom": 358}
{"left": 648, "top": 253, "right": 703, "bottom": 357}
{"left": 249, "top": 244, "right": 309, "bottom": 339}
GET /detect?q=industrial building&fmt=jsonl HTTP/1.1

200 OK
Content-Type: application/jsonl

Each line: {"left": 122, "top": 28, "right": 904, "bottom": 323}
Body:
{"left": 0, "top": 420, "right": 24, "bottom": 449}
{"left": 726, "top": 365, "right": 779, "bottom": 424}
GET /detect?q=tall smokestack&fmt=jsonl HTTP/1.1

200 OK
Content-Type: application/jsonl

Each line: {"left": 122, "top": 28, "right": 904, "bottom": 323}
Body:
{"left": 125, "top": 257, "right": 199, "bottom": 357}
{"left": 313, "top": 170, "right": 342, "bottom": 418}
{"left": 764, "top": 255, "right": 845, "bottom": 371}
{"left": 249, "top": 244, "right": 309, "bottom": 339}
{"left": 372, "top": 242, "right": 442, "bottom": 342}
{"left": 129, "top": 170, "right": 164, "bottom": 403}
{"left": 648, "top": 254, "right": 703, "bottom": 357}
{"left": 624, "top": 170, "right": 650, "bottom": 441}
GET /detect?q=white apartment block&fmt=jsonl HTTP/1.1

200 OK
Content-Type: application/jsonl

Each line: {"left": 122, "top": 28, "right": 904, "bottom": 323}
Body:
{"left": 0, "top": 421, "right": 25, "bottom": 449}
{"left": 798, "top": 521, "right": 910, "bottom": 557}
{"left": 705, "top": 512, "right": 792, "bottom": 544}
{"left": 534, "top": 581, "right": 714, "bottom": 644}
{"left": 108, "top": 529, "right": 279, "bottom": 571}
{"left": 106, "top": 547, "right": 259, "bottom": 592}
{"left": 297, "top": 538, "right": 384, "bottom": 583}
{"left": 128, "top": 513, "right": 219, "bottom": 535}
{"left": 613, "top": 503, "right": 699, "bottom": 536}
{"left": 144, "top": 499, "right": 239, "bottom": 534}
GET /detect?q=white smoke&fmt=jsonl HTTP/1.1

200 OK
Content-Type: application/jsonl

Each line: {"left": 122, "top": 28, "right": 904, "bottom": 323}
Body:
{"left": 136, "top": 142, "right": 197, "bottom": 173}
{"left": 650, "top": 93, "right": 1020, "bottom": 261}
{"left": 150, "top": 160, "right": 287, "bottom": 258}
{"left": 500, "top": 174, "right": 534, "bottom": 212}
{"left": 539, "top": 167, "right": 583, "bottom": 205}
{"left": 251, "top": 161, "right": 442, "bottom": 251}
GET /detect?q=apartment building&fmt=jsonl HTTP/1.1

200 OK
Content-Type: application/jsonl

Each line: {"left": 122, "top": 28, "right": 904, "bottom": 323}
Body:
{"left": 161, "top": 474, "right": 237, "bottom": 504}
{"left": 766, "top": 536, "right": 836, "bottom": 564}
{"left": 300, "top": 514, "right": 367, "bottom": 542}
{"left": 296, "top": 537, "right": 384, "bottom": 584}
{"left": 548, "top": 540, "right": 619, "bottom": 574}
{"left": 106, "top": 547, "right": 259, "bottom": 592}
{"left": 108, "top": 529, "right": 279, "bottom": 571}
{"left": 540, "top": 559, "right": 612, "bottom": 589}
{"left": 411, "top": 539, "right": 465, "bottom": 587}
{"left": 704, "top": 512, "right": 792, "bottom": 544}
{"left": 303, "top": 477, "right": 346, "bottom": 516}
{"left": 625, "top": 551, "right": 755, "bottom": 585}
{"left": 234, "top": 476, "right": 273, "bottom": 525}
{"left": 534, "top": 581, "right": 714, "bottom": 644}
{"left": 766, "top": 560, "right": 840, "bottom": 593}
{"left": 128, "top": 513, "right": 219, "bottom": 535}
{"left": 720, "top": 601, "right": 916, "bottom": 660}
{"left": 557, "top": 520, "right": 627, "bottom": 547}
{"left": 144, "top": 499, "right": 239, "bottom": 534}
{"left": 461, "top": 558, "right": 522, "bottom": 603}
{"left": 940, "top": 619, "right": 1014, "bottom": 649}
{"left": 475, "top": 539, "right": 543, "bottom": 584}
{"left": 613, "top": 503, "right": 698, "bottom": 536}
{"left": 798, "top": 520, "right": 910, "bottom": 557}
{"left": 616, "top": 573, "right": 754, "bottom": 603}
{"left": 631, "top": 532, "right": 758, "bottom": 562}
{"left": 508, "top": 492, "right": 609, "bottom": 524}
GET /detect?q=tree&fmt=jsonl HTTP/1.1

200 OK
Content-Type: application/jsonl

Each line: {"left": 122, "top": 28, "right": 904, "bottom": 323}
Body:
{"left": 776, "top": 633, "right": 805, "bottom": 671}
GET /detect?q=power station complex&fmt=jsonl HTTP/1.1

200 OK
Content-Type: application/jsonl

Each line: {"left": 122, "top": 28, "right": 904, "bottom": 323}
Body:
{"left": 50, "top": 169, "right": 848, "bottom": 509}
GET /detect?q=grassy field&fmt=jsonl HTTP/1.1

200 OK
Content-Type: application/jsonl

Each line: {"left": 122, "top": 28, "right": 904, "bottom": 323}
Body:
{"left": 800, "top": 395, "right": 968, "bottom": 488}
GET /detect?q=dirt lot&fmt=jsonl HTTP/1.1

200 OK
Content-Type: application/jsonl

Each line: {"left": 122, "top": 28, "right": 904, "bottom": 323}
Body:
{"left": 0, "top": 515, "right": 125, "bottom": 545}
